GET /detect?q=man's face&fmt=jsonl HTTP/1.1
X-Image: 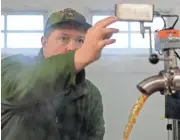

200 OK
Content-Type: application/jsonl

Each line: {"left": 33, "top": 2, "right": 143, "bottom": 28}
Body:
{"left": 41, "top": 23, "right": 86, "bottom": 58}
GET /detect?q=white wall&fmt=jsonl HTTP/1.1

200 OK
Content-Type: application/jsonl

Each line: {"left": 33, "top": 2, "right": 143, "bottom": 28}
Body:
{"left": 2, "top": 0, "right": 180, "bottom": 140}
{"left": 2, "top": 0, "right": 180, "bottom": 27}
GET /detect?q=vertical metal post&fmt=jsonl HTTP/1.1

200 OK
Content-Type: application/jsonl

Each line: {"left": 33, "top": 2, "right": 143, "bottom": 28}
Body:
{"left": 172, "top": 120, "right": 179, "bottom": 140}
{"left": 164, "top": 49, "right": 179, "bottom": 140}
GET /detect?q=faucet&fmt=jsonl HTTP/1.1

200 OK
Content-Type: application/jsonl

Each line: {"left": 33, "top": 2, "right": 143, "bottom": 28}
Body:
{"left": 137, "top": 68, "right": 180, "bottom": 96}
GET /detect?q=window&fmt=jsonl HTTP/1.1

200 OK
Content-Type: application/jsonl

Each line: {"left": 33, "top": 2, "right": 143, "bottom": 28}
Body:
{"left": 0, "top": 32, "right": 4, "bottom": 48}
{"left": 130, "top": 33, "right": 154, "bottom": 48}
{"left": 1, "top": 15, "right": 4, "bottom": 31}
{"left": 93, "top": 16, "right": 129, "bottom": 31}
{"left": 1, "top": 13, "right": 46, "bottom": 48}
{"left": 7, "top": 15, "right": 44, "bottom": 30}
{"left": 1, "top": 15, "right": 5, "bottom": 48}
{"left": 7, "top": 33, "right": 43, "bottom": 48}
{"left": 108, "top": 33, "right": 129, "bottom": 48}
{"left": 92, "top": 15, "right": 165, "bottom": 52}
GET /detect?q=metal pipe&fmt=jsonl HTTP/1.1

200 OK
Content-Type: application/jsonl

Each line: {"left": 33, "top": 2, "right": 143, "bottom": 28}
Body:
{"left": 137, "top": 74, "right": 167, "bottom": 96}
{"left": 173, "top": 75, "right": 180, "bottom": 91}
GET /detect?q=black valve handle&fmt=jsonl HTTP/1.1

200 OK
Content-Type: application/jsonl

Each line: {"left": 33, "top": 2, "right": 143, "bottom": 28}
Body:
{"left": 149, "top": 53, "right": 159, "bottom": 64}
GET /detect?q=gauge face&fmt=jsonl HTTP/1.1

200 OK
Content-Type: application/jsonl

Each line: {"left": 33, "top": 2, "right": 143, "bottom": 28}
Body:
{"left": 115, "top": 4, "right": 154, "bottom": 22}
{"left": 165, "top": 93, "right": 180, "bottom": 120}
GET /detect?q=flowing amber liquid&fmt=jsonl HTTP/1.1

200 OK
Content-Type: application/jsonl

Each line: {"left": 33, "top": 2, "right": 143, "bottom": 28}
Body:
{"left": 123, "top": 94, "right": 148, "bottom": 140}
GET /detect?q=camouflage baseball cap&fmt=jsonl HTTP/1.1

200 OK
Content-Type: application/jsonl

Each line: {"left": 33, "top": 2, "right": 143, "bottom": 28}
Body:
{"left": 44, "top": 8, "right": 91, "bottom": 32}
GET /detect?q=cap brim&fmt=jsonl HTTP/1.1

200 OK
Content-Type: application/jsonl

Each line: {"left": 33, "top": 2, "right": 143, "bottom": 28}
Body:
{"left": 55, "top": 19, "right": 92, "bottom": 30}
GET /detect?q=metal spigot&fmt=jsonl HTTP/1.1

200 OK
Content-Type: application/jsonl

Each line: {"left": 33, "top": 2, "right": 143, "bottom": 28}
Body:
{"left": 136, "top": 68, "right": 180, "bottom": 96}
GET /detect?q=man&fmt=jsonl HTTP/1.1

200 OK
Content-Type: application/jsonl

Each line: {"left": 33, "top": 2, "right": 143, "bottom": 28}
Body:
{"left": 40, "top": 8, "right": 105, "bottom": 140}
{"left": 1, "top": 8, "right": 119, "bottom": 140}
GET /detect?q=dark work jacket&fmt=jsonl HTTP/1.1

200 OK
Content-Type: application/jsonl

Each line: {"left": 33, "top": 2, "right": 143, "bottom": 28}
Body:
{"left": 1, "top": 50, "right": 105, "bottom": 140}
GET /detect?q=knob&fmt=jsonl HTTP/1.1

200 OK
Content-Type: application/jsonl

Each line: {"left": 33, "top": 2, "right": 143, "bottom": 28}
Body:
{"left": 149, "top": 53, "right": 159, "bottom": 64}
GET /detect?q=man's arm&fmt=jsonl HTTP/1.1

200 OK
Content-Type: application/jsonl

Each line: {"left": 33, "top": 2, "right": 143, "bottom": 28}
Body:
{"left": 87, "top": 84, "right": 105, "bottom": 140}
{"left": 1, "top": 52, "right": 79, "bottom": 140}
{"left": 2, "top": 50, "right": 77, "bottom": 101}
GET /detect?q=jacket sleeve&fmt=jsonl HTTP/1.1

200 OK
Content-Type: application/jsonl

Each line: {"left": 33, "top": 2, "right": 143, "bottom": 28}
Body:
{"left": 87, "top": 85, "right": 105, "bottom": 140}
{"left": 1, "top": 50, "right": 76, "bottom": 101}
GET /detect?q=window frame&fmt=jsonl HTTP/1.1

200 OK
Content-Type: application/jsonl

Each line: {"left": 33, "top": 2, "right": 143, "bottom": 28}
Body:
{"left": 1, "top": 10, "right": 48, "bottom": 55}
{"left": 89, "top": 10, "right": 167, "bottom": 56}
